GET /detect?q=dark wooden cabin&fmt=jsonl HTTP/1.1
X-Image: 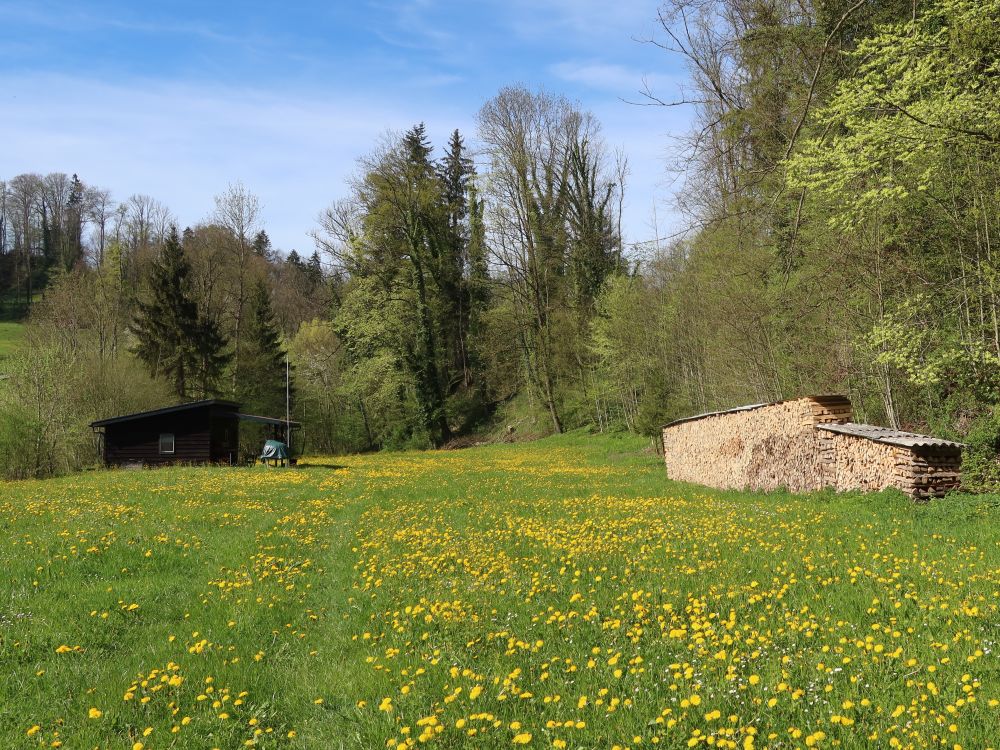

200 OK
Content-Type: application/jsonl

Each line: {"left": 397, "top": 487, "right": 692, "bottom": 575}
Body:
{"left": 91, "top": 399, "right": 240, "bottom": 466}
{"left": 90, "top": 399, "right": 298, "bottom": 467}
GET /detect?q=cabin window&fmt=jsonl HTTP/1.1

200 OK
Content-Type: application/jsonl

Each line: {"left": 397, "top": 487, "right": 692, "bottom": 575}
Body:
{"left": 159, "top": 433, "right": 175, "bottom": 454}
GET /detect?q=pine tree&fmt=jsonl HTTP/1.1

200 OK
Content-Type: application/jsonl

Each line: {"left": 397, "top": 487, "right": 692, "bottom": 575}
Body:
{"left": 131, "top": 227, "right": 231, "bottom": 398}
{"left": 286, "top": 250, "right": 305, "bottom": 272}
{"left": 237, "top": 278, "right": 290, "bottom": 416}
{"left": 252, "top": 230, "right": 274, "bottom": 260}
{"left": 131, "top": 227, "right": 200, "bottom": 397}
{"left": 439, "top": 129, "right": 473, "bottom": 231}
{"left": 193, "top": 315, "right": 232, "bottom": 398}
{"left": 306, "top": 251, "right": 323, "bottom": 288}
{"left": 400, "top": 123, "right": 451, "bottom": 444}
{"left": 402, "top": 122, "right": 433, "bottom": 167}
{"left": 437, "top": 130, "right": 476, "bottom": 384}
{"left": 65, "top": 174, "right": 85, "bottom": 270}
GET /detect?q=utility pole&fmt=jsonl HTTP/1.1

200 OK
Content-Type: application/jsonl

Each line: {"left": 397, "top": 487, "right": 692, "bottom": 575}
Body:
{"left": 285, "top": 354, "right": 291, "bottom": 449}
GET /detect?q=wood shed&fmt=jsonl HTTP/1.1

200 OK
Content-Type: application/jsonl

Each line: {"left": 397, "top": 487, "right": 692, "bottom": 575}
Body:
{"left": 816, "top": 423, "right": 963, "bottom": 499}
{"left": 661, "top": 396, "right": 962, "bottom": 499}
{"left": 90, "top": 399, "right": 300, "bottom": 467}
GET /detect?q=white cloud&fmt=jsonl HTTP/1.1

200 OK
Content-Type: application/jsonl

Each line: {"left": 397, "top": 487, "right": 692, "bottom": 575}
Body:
{"left": 500, "top": 0, "right": 657, "bottom": 40}
{"left": 1, "top": 66, "right": 689, "bottom": 255}
{"left": 0, "top": 73, "right": 474, "bottom": 253}
{"left": 549, "top": 59, "right": 680, "bottom": 97}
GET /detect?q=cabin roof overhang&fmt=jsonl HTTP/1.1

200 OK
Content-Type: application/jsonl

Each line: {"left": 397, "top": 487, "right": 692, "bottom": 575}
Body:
{"left": 90, "top": 399, "right": 241, "bottom": 428}
{"left": 236, "top": 413, "right": 301, "bottom": 428}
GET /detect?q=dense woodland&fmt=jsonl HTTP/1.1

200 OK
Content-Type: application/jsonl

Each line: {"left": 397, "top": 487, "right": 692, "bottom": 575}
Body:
{"left": 2, "top": 0, "right": 999, "bottom": 485}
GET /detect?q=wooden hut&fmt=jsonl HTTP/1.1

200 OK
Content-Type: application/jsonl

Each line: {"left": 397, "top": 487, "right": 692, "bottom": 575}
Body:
{"left": 90, "top": 399, "right": 299, "bottom": 467}
{"left": 661, "top": 396, "right": 962, "bottom": 499}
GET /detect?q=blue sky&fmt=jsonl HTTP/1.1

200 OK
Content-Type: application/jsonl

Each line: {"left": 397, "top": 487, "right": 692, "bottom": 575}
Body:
{"left": 1, "top": 1, "right": 692, "bottom": 254}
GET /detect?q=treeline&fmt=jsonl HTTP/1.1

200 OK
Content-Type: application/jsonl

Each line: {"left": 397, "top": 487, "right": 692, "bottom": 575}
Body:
{"left": 626, "top": 0, "right": 1000, "bottom": 487}
{"left": 3, "top": 0, "right": 1000, "bottom": 484}
{"left": 0, "top": 177, "right": 331, "bottom": 477}
{"left": 0, "top": 82, "right": 631, "bottom": 476}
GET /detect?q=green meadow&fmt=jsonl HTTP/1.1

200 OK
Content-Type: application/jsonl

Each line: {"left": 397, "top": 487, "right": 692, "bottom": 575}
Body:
{"left": 0, "top": 321, "right": 24, "bottom": 362}
{"left": 1, "top": 433, "right": 998, "bottom": 749}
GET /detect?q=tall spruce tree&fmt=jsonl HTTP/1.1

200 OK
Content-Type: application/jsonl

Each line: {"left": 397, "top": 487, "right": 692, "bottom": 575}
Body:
{"left": 237, "top": 278, "right": 291, "bottom": 416}
{"left": 132, "top": 226, "right": 230, "bottom": 398}
{"left": 65, "top": 173, "right": 85, "bottom": 270}
{"left": 193, "top": 314, "right": 232, "bottom": 398}
{"left": 437, "top": 129, "right": 476, "bottom": 384}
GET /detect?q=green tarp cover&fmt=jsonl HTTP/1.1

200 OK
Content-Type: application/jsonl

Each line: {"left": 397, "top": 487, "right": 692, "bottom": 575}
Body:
{"left": 260, "top": 440, "right": 289, "bottom": 460}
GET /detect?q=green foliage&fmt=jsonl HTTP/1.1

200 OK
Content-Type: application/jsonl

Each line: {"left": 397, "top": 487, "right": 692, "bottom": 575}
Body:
{"left": 0, "top": 401, "right": 38, "bottom": 479}
{"left": 0, "top": 320, "right": 24, "bottom": 360}
{"left": 624, "top": 0, "right": 1000, "bottom": 486}
{"left": 956, "top": 408, "right": 1000, "bottom": 491}
{"left": 288, "top": 318, "right": 371, "bottom": 454}
{"left": 326, "top": 125, "right": 490, "bottom": 448}
{"left": 237, "top": 278, "right": 290, "bottom": 417}
{"left": 0, "top": 320, "right": 173, "bottom": 479}
{"left": 131, "top": 227, "right": 230, "bottom": 398}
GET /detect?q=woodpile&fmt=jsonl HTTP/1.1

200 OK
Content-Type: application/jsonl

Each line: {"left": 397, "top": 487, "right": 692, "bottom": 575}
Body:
{"left": 818, "top": 423, "right": 963, "bottom": 499}
{"left": 898, "top": 448, "right": 962, "bottom": 500}
{"left": 823, "top": 432, "right": 900, "bottom": 493}
{"left": 662, "top": 396, "right": 963, "bottom": 500}
{"left": 661, "top": 396, "right": 852, "bottom": 493}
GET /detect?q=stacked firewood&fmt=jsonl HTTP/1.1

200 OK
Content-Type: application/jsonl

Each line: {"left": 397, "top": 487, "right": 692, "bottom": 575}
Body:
{"left": 826, "top": 432, "right": 899, "bottom": 493}
{"left": 897, "top": 448, "right": 962, "bottom": 499}
{"left": 823, "top": 431, "right": 962, "bottom": 499}
{"left": 806, "top": 396, "right": 853, "bottom": 425}
{"left": 662, "top": 395, "right": 962, "bottom": 499}
{"left": 662, "top": 396, "right": 852, "bottom": 492}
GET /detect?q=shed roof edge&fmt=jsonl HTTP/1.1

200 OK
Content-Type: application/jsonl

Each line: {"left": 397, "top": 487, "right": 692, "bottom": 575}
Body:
{"left": 90, "top": 399, "right": 241, "bottom": 428}
{"left": 661, "top": 395, "right": 850, "bottom": 430}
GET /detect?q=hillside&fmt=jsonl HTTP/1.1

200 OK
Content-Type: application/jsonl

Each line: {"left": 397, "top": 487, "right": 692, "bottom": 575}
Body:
{"left": 2, "top": 434, "right": 998, "bottom": 749}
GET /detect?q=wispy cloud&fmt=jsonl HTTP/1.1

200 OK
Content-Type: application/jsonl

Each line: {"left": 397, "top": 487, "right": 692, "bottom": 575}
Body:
{"left": 0, "top": 73, "right": 474, "bottom": 253}
{"left": 499, "top": 0, "right": 657, "bottom": 42}
{"left": 365, "top": 0, "right": 477, "bottom": 68}
{"left": 0, "top": 1, "right": 692, "bottom": 249}
{"left": 0, "top": 2, "right": 242, "bottom": 43}
{"left": 549, "top": 60, "right": 679, "bottom": 96}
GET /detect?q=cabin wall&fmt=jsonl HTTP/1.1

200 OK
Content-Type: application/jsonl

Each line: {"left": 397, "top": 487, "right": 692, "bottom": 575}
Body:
{"left": 103, "top": 406, "right": 238, "bottom": 466}
{"left": 661, "top": 396, "right": 852, "bottom": 492}
{"left": 209, "top": 411, "right": 239, "bottom": 463}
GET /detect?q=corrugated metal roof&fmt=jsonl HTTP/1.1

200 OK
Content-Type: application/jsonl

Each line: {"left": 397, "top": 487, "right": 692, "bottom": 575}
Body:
{"left": 662, "top": 403, "right": 768, "bottom": 429}
{"left": 90, "top": 399, "right": 240, "bottom": 427}
{"left": 662, "top": 394, "right": 849, "bottom": 429}
{"left": 817, "top": 422, "right": 964, "bottom": 449}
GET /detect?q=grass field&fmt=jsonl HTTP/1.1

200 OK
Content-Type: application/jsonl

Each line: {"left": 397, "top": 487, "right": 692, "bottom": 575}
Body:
{"left": 2, "top": 433, "right": 999, "bottom": 750}
{"left": 0, "top": 320, "right": 25, "bottom": 362}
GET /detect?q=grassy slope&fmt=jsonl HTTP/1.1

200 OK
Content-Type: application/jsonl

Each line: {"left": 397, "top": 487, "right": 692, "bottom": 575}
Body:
{"left": 0, "top": 320, "right": 24, "bottom": 361}
{"left": 1, "top": 432, "right": 998, "bottom": 749}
